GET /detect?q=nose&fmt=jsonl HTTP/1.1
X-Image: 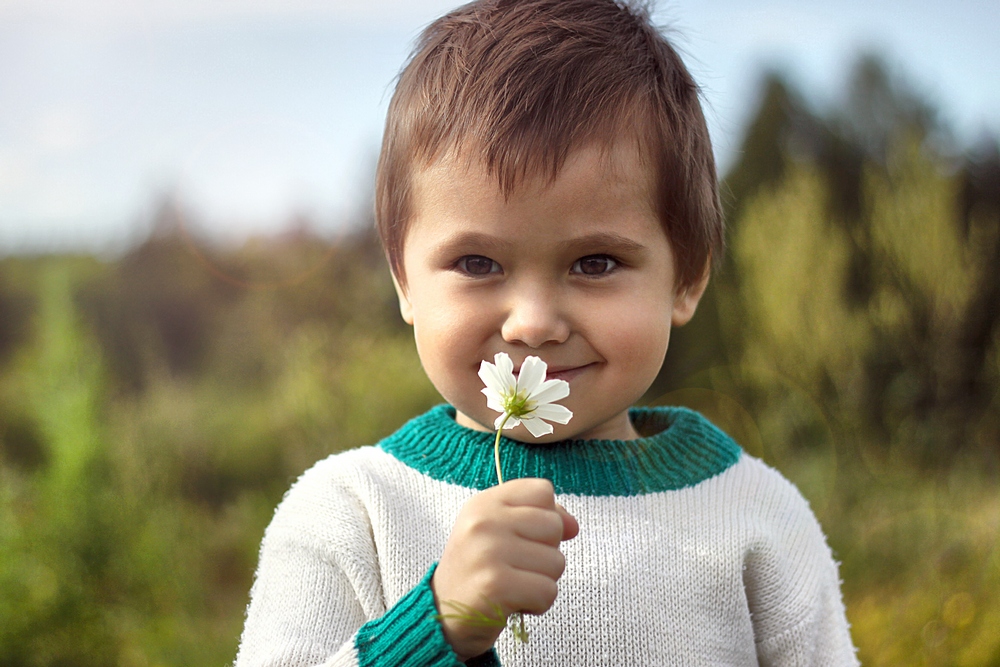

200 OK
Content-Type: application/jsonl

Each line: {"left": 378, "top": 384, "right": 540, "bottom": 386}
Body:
{"left": 500, "top": 286, "right": 570, "bottom": 349}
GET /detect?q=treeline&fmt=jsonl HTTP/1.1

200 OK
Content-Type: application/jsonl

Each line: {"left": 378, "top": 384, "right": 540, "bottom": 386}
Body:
{"left": 664, "top": 54, "right": 999, "bottom": 470}
{"left": 0, "top": 54, "right": 997, "bottom": 665}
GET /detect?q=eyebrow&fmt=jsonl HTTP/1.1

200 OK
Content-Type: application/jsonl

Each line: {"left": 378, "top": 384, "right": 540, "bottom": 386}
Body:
{"left": 432, "top": 230, "right": 647, "bottom": 258}
{"left": 557, "top": 232, "right": 647, "bottom": 255}
{"left": 434, "top": 231, "right": 512, "bottom": 256}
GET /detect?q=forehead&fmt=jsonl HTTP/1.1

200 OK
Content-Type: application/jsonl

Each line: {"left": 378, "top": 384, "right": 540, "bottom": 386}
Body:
{"left": 408, "top": 141, "right": 657, "bottom": 227}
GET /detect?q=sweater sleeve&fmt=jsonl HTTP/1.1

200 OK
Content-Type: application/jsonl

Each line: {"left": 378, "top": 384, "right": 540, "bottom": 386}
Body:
{"left": 741, "top": 462, "right": 859, "bottom": 667}
{"left": 234, "top": 459, "right": 495, "bottom": 667}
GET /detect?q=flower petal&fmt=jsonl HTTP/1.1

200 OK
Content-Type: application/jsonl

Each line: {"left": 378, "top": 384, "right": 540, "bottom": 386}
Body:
{"left": 479, "top": 360, "right": 509, "bottom": 395}
{"left": 496, "top": 413, "right": 521, "bottom": 430}
{"left": 521, "top": 416, "right": 554, "bottom": 437}
{"left": 494, "top": 352, "right": 515, "bottom": 382}
{"left": 479, "top": 351, "right": 573, "bottom": 440}
{"left": 482, "top": 388, "right": 506, "bottom": 414}
{"left": 531, "top": 403, "right": 573, "bottom": 424}
{"left": 517, "top": 356, "right": 547, "bottom": 394}
{"left": 529, "top": 378, "right": 570, "bottom": 405}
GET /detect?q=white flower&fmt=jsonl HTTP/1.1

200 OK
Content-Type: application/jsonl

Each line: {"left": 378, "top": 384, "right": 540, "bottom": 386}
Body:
{"left": 478, "top": 352, "right": 573, "bottom": 438}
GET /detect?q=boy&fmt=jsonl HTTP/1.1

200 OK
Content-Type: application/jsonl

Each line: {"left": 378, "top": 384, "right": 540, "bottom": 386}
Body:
{"left": 236, "top": 0, "right": 858, "bottom": 665}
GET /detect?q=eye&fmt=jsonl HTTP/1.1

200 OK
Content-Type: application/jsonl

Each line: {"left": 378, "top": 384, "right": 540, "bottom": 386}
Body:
{"left": 456, "top": 255, "right": 502, "bottom": 276}
{"left": 571, "top": 255, "right": 619, "bottom": 276}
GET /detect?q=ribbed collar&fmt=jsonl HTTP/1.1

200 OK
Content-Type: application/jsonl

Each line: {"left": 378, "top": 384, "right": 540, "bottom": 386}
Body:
{"left": 378, "top": 404, "right": 741, "bottom": 497}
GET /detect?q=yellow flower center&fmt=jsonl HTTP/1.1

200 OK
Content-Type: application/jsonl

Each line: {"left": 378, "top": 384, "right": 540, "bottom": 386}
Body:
{"left": 502, "top": 389, "right": 534, "bottom": 418}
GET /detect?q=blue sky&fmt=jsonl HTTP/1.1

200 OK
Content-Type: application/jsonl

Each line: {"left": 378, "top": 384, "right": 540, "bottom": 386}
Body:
{"left": 1, "top": 0, "right": 998, "bottom": 252}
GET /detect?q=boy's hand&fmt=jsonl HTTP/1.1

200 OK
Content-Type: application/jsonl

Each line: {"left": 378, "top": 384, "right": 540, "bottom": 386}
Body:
{"left": 431, "top": 478, "right": 579, "bottom": 662}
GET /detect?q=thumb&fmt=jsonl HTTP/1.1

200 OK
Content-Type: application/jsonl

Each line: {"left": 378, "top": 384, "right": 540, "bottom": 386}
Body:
{"left": 555, "top": 503, "right": 579, "bottom": 541}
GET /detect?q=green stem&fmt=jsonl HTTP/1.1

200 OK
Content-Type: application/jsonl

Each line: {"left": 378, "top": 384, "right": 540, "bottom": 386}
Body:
{"left": 493, "top": 412, "right": 530, "bottom": 643}
{"left": 494, "top": 413, "right": 512, "bottom": 485}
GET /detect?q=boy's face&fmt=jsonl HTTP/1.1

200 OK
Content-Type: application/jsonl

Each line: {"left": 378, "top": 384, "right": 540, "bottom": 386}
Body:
{"left": 393, "top": 142, "right": 707, "bottom": 442}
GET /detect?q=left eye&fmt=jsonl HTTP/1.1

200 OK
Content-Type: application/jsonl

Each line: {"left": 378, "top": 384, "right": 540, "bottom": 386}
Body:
{"left": 571, "top": 255, "right": 618, "bottom": 275}
{"left": 457, "top": 255, "right": 501, "bottom": 275}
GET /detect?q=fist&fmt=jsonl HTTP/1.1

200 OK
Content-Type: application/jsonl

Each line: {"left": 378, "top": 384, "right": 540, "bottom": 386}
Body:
{"left": 432, "top": 478, "right": 579, "bottom": 662}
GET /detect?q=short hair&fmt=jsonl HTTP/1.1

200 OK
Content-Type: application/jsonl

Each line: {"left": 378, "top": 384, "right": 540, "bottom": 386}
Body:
{"left": 375, "top": 0, "right": 723, "bottom": 291}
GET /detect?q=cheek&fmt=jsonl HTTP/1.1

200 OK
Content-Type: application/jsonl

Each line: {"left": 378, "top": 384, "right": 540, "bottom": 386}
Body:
{"left": 630, "top": 323, "right": 671, "bottom": 366}
{"left": 410, "top": 302, "right": 487, "bottom": 388}
{"left": 604, "top": 305, "right": 672, "bottom": 374}
{"left": 412, "top": 304, "right": 480, "bottom": 352}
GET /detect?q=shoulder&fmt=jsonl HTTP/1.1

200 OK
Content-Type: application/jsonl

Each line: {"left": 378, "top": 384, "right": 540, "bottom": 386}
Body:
{"left": 265, "top": 406, "right": 473, "bottom": 543}
{"left": 713, "top": 454, "right": 831, "bottom": 553}
{"left": 292, "top": 445, "right": 402, "bottom": 496}
{"left": 682, "top": 453, "right": 838, "bottom": 596}
{"left": 733, "top": 458, "right": 857, "bottom": 663}
{"left": 720, "top": 457, "right": 855, "bottom": 652}
{"left": 635, "top": 406, "right": 823, "bottom": 532}
{"left": 263, "top": 446, "right": 409, "bottom": 545}
{"left": 283, "top": 446, "right": 399, "bottom": 503}
{"left": 722, "top": 454, "right": 816, "bottom": 513}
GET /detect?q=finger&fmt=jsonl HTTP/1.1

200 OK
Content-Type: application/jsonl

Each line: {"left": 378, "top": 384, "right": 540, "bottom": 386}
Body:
{"left": 509, "top": 506, "right": 565, "bottom": 545}
{"left": 508, "top": 542, "right": 566, "bottom": 580}
{"left": 497, "top": 477, "right": 555, "bottom": 509}
{"left": 500, "top": 570, "right": 559, "bottom": 616}
{"left": 556, "top": 503, "right": 579, "bottom": 540}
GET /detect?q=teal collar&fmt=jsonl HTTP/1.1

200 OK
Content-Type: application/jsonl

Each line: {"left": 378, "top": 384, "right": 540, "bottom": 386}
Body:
{"left": 378, "top": 405, "right": 741, "bottom": 497}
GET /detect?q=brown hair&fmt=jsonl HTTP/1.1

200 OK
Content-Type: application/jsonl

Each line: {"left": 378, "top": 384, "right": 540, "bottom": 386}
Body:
{"left": 375, "top": 0, "right": 723, "bottom": 291}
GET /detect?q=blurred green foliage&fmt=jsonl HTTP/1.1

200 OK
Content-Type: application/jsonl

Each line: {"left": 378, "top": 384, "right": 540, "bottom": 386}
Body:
{"left": 1, "top": 54, "right": 998, "bottom": 665}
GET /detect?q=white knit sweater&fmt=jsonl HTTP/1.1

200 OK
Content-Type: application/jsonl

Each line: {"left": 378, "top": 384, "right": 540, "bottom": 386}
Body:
{"left": 236, "top": 405, "right": 857, "bottom": 666}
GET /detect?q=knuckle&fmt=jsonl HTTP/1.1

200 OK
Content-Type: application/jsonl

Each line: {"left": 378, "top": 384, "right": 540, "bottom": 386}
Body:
{"left": 477, "top": 570, "right": 512, "bottom": 607}
{"left": 463, "top": 511, "right": 498, "bottom": 537}
{"left": 466, "top": 490, "right": 498, "bottom": 514}
{"left": 528, "top": 477, "right": 555, "bottom": 496}
{"left": 516, "top": 510, "right": 560, "bottom": 544}
{"left": 546, "top": 589, "right": 558, "bottom": 609}
{"left": 547, "top": 511, "right": 565, "bottom": 537}
{"left": 533, "top": 477, "right": 555, "bottom": 491}
{"left": 554, "top": 551, "right": 566, "bottom": 577}
{"left": 519, "top": 479, "right": 555, "bottom": 507}
{"left": 533, "top": 511, "right": 563, "bottom": 544}
{"left": 536, "top": 580, "right": 558, "bottom": 611}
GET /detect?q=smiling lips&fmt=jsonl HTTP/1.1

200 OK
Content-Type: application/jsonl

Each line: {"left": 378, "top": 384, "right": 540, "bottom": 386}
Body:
{"left": 513, "top": 362, "right": 595, "bottom": 383}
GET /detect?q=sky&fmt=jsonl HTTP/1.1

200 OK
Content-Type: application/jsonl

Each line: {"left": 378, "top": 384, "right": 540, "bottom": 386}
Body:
{"left": 1, "top": 0, "right": 998, "bottom": 253}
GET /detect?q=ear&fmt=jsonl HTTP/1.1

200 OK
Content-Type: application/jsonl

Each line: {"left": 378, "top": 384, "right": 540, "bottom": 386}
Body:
{"left": 391, "top": 272, "right": 414, "bottom": 325}
{"left": 671, "top": 263, "right": 711, "bottom": 327}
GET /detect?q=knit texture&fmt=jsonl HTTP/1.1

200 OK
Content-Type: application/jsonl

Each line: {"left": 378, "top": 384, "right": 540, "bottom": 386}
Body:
{"left": 355, "top": 563, "right": 478, "bottom": 667}
{"left": 235, "top": 405, "right": 858, "bottom": 667}
{"left": 380, "top": 405, "right": 741, "bottom": 495}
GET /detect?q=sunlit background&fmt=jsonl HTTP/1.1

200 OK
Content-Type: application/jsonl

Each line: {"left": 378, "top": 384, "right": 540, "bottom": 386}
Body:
{"left": 2, "top": 0, "right": 998, "bottom": 250}
{"left": 0, "top": 1, "right": 998, "bottom": 665}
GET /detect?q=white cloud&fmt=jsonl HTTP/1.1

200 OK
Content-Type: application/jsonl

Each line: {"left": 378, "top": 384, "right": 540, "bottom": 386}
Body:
{"left": 0, "top": 149, "right": 31, "bottom": 199}
{"left": 34, "top": 108, "right": 95, "bottom": 153}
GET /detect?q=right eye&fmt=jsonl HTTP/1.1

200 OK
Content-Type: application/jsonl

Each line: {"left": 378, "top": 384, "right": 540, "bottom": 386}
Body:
{"left": 456, "top": 255, "right": 501, "bottom": 276}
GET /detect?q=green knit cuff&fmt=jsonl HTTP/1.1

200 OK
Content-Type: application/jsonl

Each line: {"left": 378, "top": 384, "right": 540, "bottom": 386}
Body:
{"left": 356, "top": 563, "right": 488, "bottom": 667}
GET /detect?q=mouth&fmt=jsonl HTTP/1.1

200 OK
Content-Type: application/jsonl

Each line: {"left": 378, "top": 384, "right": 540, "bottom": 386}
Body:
{"left": 513, "top": 362, "right": 595, "bottom": 383}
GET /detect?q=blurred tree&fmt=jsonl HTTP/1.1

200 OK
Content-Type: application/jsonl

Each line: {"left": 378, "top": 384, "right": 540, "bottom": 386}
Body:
{"left": 720, "top": 53, "right": 998, "bottom": 467}
{"left": 860, "top": 135, "right": 981, "bottom": 463}
{"left": 0, "top": 261, "right": 44, "bottom": 471}
{"left": 722, "top": 71, "right": 822, "bottom": 224}
{"left": 823, "top": 54, "right": 946, "bottom": 306}
{"left": 837, "top": 53, "right": 944, "bottom": 165}
{"left": 0, "top": 279, "right": 34, "bottom": 368}
{"left": 77, "top": 199, "right": 240, "bottom": 392}
{"left": 951, "top": 137, "right": 1000, "bottom": 463}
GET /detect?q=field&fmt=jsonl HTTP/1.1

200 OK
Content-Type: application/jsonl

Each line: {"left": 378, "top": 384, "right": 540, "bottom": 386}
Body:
{"left": 1, "top": 55, "right": 998, "bottom": 665}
